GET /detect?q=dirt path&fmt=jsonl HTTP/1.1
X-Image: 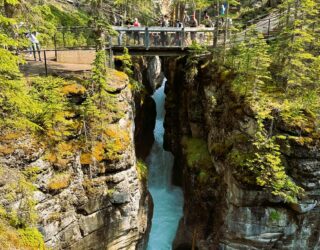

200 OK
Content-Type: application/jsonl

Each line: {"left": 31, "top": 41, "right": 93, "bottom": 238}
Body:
{"left": 20, "top": 51, "right": 93, "bottom": 76}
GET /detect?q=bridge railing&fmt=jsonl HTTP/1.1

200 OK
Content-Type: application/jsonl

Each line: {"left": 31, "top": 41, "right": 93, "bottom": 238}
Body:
{"left": 42, "top": 13, "right": 282, "bottom": 51}
{"left": 110, "top": 26, "right": 216, "bottom": 48}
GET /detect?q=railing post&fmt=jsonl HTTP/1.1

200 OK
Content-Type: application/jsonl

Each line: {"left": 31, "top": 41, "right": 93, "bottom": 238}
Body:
{"left": 109, "top": 35, "right": 112, "bottom": 47}
{"left": 181, "top": 27, "right": 185, "bottom": 49}
{"left": 214, "top": 17, "right": 219, "bottom": 47}
{"left": 267, "top": 18, "right": 271, "bottom": 37}
{"left": 244, "top": 27, "right": 247, "bottom": 41}
{"left": 44, "top": 50, "right": 48, "bottom": 77}
{"left": 145, "top": 27, "right": 149, "bottom": 50}
{"left": 62, "top": 29, "right": 66, "bottom": 48}
{"left": 212, "top": 29, "right": 215, "bottom": 47}
{"left": 109, "top": 48, "right": 114, "bottom": 68}
{"left": 54, "top": 33, "right": 57, "bottom": 60}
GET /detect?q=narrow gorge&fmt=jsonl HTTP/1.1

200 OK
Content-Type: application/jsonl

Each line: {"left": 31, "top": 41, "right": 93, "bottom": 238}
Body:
{"left": 0, "top": 0, "right": 319, "bottom": 249}
{"left": 146, "top": 81, "right": 183, "bottom": 250}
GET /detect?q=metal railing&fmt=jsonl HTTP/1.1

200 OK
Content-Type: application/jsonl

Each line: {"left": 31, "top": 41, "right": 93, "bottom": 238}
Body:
{"left": 111, "top": 26, "right": 216, "bottom": 48}
{"left": 22, "top": 14, "right": 286, "bottom": 76}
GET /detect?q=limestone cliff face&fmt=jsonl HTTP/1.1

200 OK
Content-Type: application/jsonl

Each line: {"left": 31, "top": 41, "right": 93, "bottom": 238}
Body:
{"left": 0, "top": 69, "right": 150, "bottom": 250}
{"left": 164, "top": 58, "right": 320, "bottom": 250}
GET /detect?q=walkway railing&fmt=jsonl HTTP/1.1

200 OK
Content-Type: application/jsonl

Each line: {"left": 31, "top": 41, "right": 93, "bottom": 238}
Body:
{"left": 111, "top": 26, "right": 216, "bottom": 48}
{"left": 21, "top": 13, "right": 285, "bottom": 76}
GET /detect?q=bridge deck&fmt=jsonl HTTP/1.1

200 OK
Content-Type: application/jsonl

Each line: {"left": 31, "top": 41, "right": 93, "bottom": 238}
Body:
{"left": 112, "top": 46, "right": 201, "bottom": 56}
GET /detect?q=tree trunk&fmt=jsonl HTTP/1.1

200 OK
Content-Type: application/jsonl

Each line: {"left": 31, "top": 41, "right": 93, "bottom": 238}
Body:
{"left": 214, "top": 0, "right": 220, "bottom": 47}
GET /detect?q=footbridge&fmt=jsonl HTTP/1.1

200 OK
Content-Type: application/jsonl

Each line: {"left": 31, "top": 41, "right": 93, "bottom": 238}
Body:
{"left": 21, "top": 14, "right": 281, "bottom": 75}
{"left": 110, "top": 26, "right": 216, "bottom": 56}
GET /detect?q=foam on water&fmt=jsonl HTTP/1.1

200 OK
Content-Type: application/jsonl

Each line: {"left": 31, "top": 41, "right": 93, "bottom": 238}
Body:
{"left": 146, "top": 83, "right": 184, "bottom": 250}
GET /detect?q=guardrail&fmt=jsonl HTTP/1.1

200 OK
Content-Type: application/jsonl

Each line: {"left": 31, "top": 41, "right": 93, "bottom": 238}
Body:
{"left": 22, "top": 14, "right": 285, "bottom": 76}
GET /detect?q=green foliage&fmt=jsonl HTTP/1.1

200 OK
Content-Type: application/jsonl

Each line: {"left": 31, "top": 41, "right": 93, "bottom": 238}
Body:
{"left": 250, "top": 118, "right": 303, "bottom": 202}
{"left": 18, "top": 227, "right": 45, "bottom": 249}
{"left": 28, "top": 77, "right": 68, "bottom": 131}
{"left": 116, "top": 48, "right": 145, "bottom": 94}
{"left": 273, "top": 0, "right": 319, "bottom": 89}
{"left": 0, "top": 223, "right": 45, "bottom": 250}
{"left": 137, "top": 159, "right": 148, "bottom": 181}
{"left": 47, "top": 4, "right": 89, "bottom": 27}
{"left": 221, "top": 9, "right": 320, "bottom": 202}
{"left": 113, "top": 0, "right": 157, "bottom": 24}
{"left": 91, "top": 50, "right": 107, "bottom": 94}
{"left": 227, "top": 28, "right": 271, "bottom": 100}
{"left": 181, "top": 137, "right": 216, "bottom": 185}
{"left": 182, "top": 137, "right": 212, "bottom": 168}
{"left": 0, "top": 47, "right": 35, "bottom": 130}
{"left": 186, "top": 43, "right": 209, "bottom": 83}
{"left": 79, "top": 50, "right": 129, "bottom": 164}
{"left": 198, "top": 170, "right": 209, "bottom": 184}
{"left": 0, "top": 166, "right": 40, "bottom": 235}
{"left": 229, "top": 113, "right": 304, "bottom": 203}
{"left": 116, "top": 48, "right": 133, "bottom": 76}
{"left": 269, "top": 209, "right": 281, "bottom": 222}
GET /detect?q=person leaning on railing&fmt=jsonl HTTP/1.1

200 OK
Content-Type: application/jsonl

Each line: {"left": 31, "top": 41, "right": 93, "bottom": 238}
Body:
{"left": 125, "top": 18, "right": 134, "bottom": 45}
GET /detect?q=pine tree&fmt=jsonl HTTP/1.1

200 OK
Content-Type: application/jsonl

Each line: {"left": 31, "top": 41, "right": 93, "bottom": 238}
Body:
{"left": 0, "top": 0, "right": 36, "bottom": 130}
{"left": 228, "top": 28, "right": 271, "bottom": 101}
{"left": 273, "top": 0, "right": 319, "bottom": 90}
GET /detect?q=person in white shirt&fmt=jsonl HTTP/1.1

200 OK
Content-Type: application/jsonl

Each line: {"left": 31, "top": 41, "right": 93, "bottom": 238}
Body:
{"left": 26, "top": 31, "right": 41, "bottom": 61}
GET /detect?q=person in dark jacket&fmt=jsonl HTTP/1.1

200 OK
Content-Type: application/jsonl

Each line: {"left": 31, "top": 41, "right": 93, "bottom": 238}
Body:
{"left": 160, "top": 15, "right": 169, "bottom": 46}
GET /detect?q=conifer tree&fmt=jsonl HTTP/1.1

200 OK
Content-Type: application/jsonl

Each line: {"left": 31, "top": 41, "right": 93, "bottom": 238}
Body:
{"left": 228, "top": 28, "right": 271, "bottom": 100}
{"left": 273, "top": 0, "right": 319, "bottom": 90}
{"left": 0, "top": 0, "right": 35, "bottom": 130}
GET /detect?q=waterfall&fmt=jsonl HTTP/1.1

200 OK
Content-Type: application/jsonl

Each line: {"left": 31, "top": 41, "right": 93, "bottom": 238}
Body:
{"left": 146, "top": 81, "right": 184, "bottom": 250}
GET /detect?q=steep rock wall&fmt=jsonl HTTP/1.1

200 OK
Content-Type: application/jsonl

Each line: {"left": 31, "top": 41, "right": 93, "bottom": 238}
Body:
{"left": 164, "top": 58, "right": 320, "bottom": 250}
{"left": 0, "top": 69, "right": 150, "bottom": 250}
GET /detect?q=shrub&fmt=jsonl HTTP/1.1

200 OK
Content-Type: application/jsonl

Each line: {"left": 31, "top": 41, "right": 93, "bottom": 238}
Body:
{"left": 137, "top": 160, "right": 148, "bottom": 181}
{"left": 18, "top": 227, "right": 45, "bottom": 250}
{"left": 47, "top": 173, "right": 71, "bottom": 191}
{"left": 269, "top": 209, "right": 281, "bottom": 222}
{"left": 181, "top": 137, "right": 212, "bottom": 168}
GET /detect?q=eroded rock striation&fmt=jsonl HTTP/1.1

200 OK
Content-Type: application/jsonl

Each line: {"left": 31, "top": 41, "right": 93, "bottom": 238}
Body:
{"left": 0, "top": 69, "right": 150, "bottom": 250}
{"left": 164, "top": 57, "right": 320, "bottom": 250}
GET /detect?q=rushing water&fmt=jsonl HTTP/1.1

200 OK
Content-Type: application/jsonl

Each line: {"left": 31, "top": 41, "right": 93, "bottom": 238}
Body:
{"left": 146, "top": 82, "right": 184, "bottom": 250}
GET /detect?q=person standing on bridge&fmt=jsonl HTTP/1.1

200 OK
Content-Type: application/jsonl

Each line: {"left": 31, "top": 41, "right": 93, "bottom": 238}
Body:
{"left": 133, "top": 18, "right": 141, "bottom": 45}
{"left": 202, "top": 13, "right": 213, "bottom": 27}
{"left": 125, "top": 18, "right": 133, "bottom": 45}
{"left": 174, "top": 20, "right": 183, "bottom": 46}
{"left": 220, "top": 3, "right": 226, "bottom": 16}
{"left": 183, "top": 11, "right": 190, "bottom": 27}
{"left": 160, "top": 15, "right": 169, "bottom": 46}
{"left": 189, "top": 14, "right": 198, "bottom": 42}
{"left": 26, "top": 31, "right": 41, "bottom": 61}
